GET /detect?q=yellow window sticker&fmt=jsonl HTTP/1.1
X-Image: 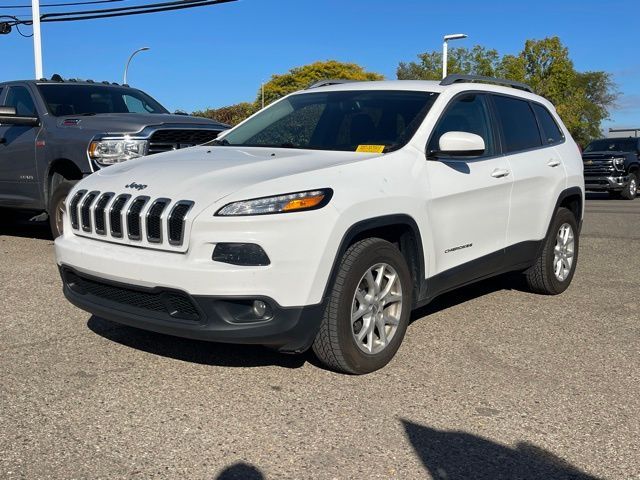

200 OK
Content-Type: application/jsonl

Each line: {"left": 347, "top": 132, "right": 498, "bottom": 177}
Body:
{"left": 356, "top": 145, "right": 385, "bottom": 154}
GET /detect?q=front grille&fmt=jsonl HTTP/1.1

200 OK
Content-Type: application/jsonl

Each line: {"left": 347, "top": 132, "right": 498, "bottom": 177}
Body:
{"left": 109, "top": 194, "right": 130, "bottom": 238}
{"left": 126, "top": 196, "right": 150, "bottom": 240}
{"left": 68, "top": 189, "right": 86, "bottom": 230}
{"left": 168, "top": 201, "right": 194, "bottom": 246}
{"left": 69, "top": 190, "right": 194, "bottom": 249}
{"left": 63, "top": 269, "right": 200, "bottom": 322}
{"left": 147, "top": 129, "right": 221, "bottom": 155}
{"left": 583, "top": 158, "right": 615, "bottom": 176}
{"left": 80, "top": 191, "right": 99, "bottom": 232}
{"left": 94, "top": 192, "right": 114, "bottom": 235}
{"left": 146, "top": 199, "right": 170, "bottom": 243}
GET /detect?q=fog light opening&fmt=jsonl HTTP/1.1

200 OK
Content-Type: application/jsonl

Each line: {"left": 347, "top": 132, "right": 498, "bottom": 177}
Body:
{"left": 253, "top": 300, "right": 268, "bottom": 318}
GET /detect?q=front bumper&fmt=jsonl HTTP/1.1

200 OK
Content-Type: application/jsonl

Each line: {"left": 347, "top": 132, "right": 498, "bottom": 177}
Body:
{"left": 584, "top": 174, "right": 629, "bottom": 191}
{"left": 60, "top": 266, "right": 324, "bottom": 352}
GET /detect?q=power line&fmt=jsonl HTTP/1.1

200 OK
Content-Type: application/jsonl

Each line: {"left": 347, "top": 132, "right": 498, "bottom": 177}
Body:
{"left": 0, "top": 1, "right": 123, "bottom": 9}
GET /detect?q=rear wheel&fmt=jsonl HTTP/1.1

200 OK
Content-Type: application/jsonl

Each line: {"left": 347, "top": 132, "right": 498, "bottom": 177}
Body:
{"left": 48, "top": 178, "right": 77, "bottom": 238}
{"left": 524, "top": 207, "right": 579, "bottom": 295}
{"left": 312, "top": 238, "right": 412, "bottom": 374}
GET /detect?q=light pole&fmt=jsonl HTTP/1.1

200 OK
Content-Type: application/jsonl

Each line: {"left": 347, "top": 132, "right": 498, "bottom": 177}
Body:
{"left": 31, "top": 0, "right": 43, "bottom": 78}
{"left": 123, "top": 47, "right": 150, "bottom": 85}
{"left": 442, "top": 33, "right": 467, "bottom": 79}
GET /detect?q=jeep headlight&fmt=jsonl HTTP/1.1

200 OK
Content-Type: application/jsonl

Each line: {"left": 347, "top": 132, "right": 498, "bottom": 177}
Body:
{"left": 88, "top": 137, "right": 148, "bottom": 166}
{"left": 216, "top": 189, "right": 332, "bottom": 216}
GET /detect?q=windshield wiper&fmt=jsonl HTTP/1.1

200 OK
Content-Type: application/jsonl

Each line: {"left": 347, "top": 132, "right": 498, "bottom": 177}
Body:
{"left": 77, "top": 112, "right": 97, "bottom": 116}
{"left": 210, "top": 138, "right": 230, "bottom": 146}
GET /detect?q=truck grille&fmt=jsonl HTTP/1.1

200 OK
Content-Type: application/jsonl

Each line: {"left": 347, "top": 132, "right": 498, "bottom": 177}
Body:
{"left": 147, "top": 129, "right": 220, "bottom": 155}
{"left": 68, "top": 190, "right": 194, "bottom": 249}
{"left": 583, "top": 158, "right": 616, "bottom": 175}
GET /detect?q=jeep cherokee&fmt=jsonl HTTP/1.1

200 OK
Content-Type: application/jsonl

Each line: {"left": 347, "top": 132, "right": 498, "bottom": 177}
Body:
{"left": 55, "top": 75, "right": 584, "bottom": 374}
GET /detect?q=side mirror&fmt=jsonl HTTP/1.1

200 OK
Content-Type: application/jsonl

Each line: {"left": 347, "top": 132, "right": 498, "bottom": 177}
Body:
{"left": 429, "top": 131, "right": 485, "bottom": 159}
{"left": 0, "top": 106, "right": 40, "bottom": 127}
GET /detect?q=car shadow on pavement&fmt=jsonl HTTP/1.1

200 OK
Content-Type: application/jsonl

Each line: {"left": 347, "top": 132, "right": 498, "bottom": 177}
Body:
{"left": 402, "top": 420, "right": 601, "bottom": 480}
{"left": 410, "top": 273, "right": 528, "bottom": 323}
{"left": 0, "top": 209, "right": 52, "bottom": 241}
{"left": 214, "top": 462, "right": 265, "bottom": 479}
{"left": 87, "top": 316, "right": 309, "bottom": 369}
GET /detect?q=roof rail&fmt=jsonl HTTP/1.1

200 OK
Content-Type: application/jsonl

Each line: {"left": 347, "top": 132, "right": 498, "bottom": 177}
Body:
{"left": 306, "top": 79, "right": 357, "bottom": 90}
{"left": 440, "top": 74, "right": 533, "bottom": 93}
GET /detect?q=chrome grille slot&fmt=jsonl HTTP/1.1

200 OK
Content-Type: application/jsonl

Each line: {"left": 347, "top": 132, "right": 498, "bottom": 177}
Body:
{"left": 109, "top": 194, "right": 130, "bottom": 238}
{"left": 94, "top": 192, "right": 114, "bottom": 235}
{"left": 69, "top": 189, "right": 87, "bottom": 230}
{"left": 80, "top": 191, "right": 99, "bottom": 232}
{"left": 168, "top": 201, "right": 194, "bottom": 246}
{"left": 126, "top": 196, "right": 150, "bottom": 241}
{"left": 146, "top": 198, "right": 170, "bottom": 243}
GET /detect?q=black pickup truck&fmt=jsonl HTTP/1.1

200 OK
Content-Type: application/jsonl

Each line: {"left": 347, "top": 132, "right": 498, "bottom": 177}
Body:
{"left": 582, "top": 137, "right": 640, "bottom": 200}
{"left": 0, "top": 76, "right": 227, "bottom": 236}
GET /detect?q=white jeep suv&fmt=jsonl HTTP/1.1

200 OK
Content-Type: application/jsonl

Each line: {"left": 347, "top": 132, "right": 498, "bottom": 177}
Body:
{"left": 55, "top": 75, "right": 584, "bottom": 374}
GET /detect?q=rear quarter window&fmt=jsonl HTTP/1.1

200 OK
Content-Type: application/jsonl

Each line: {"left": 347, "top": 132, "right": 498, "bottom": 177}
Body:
{"left": 532, "top": 103, "right": 564, "bottom": 145}
{"left": 492, "top": 95, "right": 542, "bottom": 153}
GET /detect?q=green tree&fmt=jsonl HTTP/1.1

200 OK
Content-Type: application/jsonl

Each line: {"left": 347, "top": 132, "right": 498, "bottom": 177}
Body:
{"left": 193, "top": 102, "right": 257, "bottom": 126}
{"left": 397, "top": 37, "right": 617, "bottom": 145}
{"left": 258, "top": 60, "right": 384, "bottom": 106}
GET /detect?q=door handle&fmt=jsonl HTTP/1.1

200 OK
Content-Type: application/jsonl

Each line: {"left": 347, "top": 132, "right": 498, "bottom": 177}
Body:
{"left": 547, "top": 159, "right": 561, "bottom": 167}
{"left": 491, "top": 168, "right": 510, "bottom": 178}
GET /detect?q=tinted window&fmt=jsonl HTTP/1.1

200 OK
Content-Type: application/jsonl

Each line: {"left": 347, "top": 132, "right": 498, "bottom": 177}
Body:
{"left": 6, "top": 86, "right": 37, "bottom": 116}
{"left": 584, "top": 138, "right": 638, "bottom": 153}
{"left": 220, "top": 90, "right": 438, "bottom": 152}
{"left": 428, "top": 93, "right": 495, "bottom": 156}
{"left": 493, "top": 95, "right": 542, "bottom": 153}
{"left": 37, "top": 84, "right": 168, "bottom": 116}
{"left": 532, "top": 103, "right": 563, "bottom": 144}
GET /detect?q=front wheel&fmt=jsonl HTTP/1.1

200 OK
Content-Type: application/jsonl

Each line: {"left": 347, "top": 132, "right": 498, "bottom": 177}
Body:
{"left": 619, "top": 172, "right": 638, "bottom": 200}
{"left": 524, "top": 207, "right": 579, "bottom": 295}
{"left": 312, "top": 238, "right": 413, "bottom": 374}
{"left": 49, "top": 179, "right": 77, "bottom": 238}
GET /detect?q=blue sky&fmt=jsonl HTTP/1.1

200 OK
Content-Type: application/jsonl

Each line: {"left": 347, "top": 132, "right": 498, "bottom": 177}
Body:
{"left": 2, "top": 0, "right": 639, "bottom": 130}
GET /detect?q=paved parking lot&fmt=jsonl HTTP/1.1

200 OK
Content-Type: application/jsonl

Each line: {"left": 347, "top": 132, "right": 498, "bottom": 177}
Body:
{"left": 1, "top": 194, "right": 638, "bottom": 480}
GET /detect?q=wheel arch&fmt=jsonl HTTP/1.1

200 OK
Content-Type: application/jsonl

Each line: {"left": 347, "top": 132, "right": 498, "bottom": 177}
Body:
{"left": 322, "top": 214, "right": 426, "bottom": 308}
{"left": 45, "top": 159, "right": 84, "bottom": 210}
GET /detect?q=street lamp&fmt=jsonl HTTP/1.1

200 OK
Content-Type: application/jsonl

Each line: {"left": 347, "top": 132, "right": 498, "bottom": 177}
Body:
{"left": 442, "top": 33, "right": 467, "bottom": 79}
{"left": 123, "top": 47, "right": 150, "bottom": 85}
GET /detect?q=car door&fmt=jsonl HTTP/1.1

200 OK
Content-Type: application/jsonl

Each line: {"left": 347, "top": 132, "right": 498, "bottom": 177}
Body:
{"left": 425, "top": 92, "right": 512, "bottom": 281}
{"left": 491, "top": 95, "right": 567, "bottom": 249}
{"left": 0, "top": 84, "right": 41, "bottom": 207}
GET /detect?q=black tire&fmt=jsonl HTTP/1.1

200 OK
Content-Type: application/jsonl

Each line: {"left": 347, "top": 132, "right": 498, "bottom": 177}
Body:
{"left": 524, "top": 207, "right": 579, "bottom": 295}
{"left": 619, "top": 172, "right": 638, "bottom": 200}
{"left": 312, "top": 238, "right": 413, "bottom": 374}
{"left": 48, "top": 177, "right": 77, "bottom": 238}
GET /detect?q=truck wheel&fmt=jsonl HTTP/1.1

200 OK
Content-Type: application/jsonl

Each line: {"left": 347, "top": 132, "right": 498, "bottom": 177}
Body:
{"left": 524, "top": 207, "right": 579, "bottom": 295}
{"left": 49, "top": 179, "right": 77, "bottom": 238}
{"left": 312, "top": 238, "right": 412, "bottom": 374}
{"left": 619, "top": 172, "right": 638, "bottom": 200}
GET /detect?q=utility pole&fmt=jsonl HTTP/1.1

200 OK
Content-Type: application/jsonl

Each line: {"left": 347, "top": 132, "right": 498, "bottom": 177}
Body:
{"left": 32, "top": 0, "right": 43, "bottom": 78}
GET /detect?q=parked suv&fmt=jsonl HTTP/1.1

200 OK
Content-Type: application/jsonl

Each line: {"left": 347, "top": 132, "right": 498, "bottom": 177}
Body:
{"left": 55, "top": 75, "right": 584, "bottom": 374}
{"left": 582, "top": 137, "right": 639, "bottom": 199}
{"left": 0, "top": 76, "right": 227, "bottom": 236}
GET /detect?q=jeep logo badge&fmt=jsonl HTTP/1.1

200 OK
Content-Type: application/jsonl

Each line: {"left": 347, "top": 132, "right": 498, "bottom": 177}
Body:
{"left": 125, "top": 182, "right": 148, "bottom": 191}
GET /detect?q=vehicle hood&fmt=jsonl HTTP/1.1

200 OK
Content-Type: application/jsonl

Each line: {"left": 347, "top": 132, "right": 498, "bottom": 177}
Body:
{"left": 82, "top": 146, "right": 373, "bottom": 205}
{"left": 55, "top": 113, "right": 227, "bottom": 135}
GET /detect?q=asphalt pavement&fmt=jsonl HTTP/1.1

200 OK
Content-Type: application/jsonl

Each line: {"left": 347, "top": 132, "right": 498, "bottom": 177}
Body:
{"left": 1, "top": 194, "right": 638, "bottom": 479}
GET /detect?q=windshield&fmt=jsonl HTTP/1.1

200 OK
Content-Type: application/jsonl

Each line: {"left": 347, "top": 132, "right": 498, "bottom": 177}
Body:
{"left": 216, "top": 90, "right": 438, "bottom": 152}
{"left": 37, "top": 84, "right": 169, "bottom": 116}
{"left": 584, "top": 139, "right": 638, "bottom": 153}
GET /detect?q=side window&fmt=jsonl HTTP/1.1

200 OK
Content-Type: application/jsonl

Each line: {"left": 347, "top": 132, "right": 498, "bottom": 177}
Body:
{"left": 6, "top": 86, "right": 37, "bottom": 117}
{"left": 532, "top": 103, "right": 564, "bottom": 145}
{"left": 428, "top": 93, "right": 495, "bottom": 156}
{"left": 492, "top": 95, "right": 542, "bottom": 153}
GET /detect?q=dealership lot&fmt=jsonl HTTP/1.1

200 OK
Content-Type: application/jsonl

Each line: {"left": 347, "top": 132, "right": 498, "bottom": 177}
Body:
{"left": 0, "top": 195, "right": 638, "bottom": 479}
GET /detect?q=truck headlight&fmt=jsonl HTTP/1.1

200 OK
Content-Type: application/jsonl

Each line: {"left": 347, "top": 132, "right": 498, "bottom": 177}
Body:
{"left": 613, "top": 157, "right": 625, "bottom": 169}
{"left": 216, "top": 189, "right": 332, "bottom": 216}
{"left": 88, "top": 138, "right": 148, "bottom": 165}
